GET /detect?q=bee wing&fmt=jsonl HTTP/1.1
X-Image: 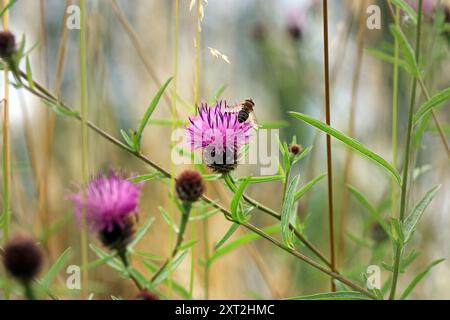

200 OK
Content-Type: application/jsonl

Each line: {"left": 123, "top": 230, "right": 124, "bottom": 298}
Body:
{"left": 248, "top": 112, "right": 260, "bottom": 130}
{"left": 224, "top": 104, "right": 242, "bottom": 113}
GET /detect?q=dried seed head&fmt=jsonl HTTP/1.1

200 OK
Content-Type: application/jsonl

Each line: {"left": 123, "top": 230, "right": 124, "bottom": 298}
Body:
{"left": 135, "top": 289, "right": 159, "bottom": 300}
{"left": 0, "top": 31, "right": 16, "bottom": 60}
{"left": 176, "top": 170, "right": 205, "bottom": 203}
{"left": 289, "top": 143, "right": 303, "bottom": 155}
{"left": 99, "top": 216, "right": 135, "bottom": 252}
{"left": 2, "top": 234, "right": 43, "bottom": 283}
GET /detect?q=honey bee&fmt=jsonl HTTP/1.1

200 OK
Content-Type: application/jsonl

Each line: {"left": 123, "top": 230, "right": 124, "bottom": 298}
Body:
{"left": 226, "top": 98, "right": 259, "bottom": 129}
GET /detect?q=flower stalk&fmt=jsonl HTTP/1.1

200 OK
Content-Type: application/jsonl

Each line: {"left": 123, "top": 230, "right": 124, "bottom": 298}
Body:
{"left": 389, "top": 0, "right": 423, "bottom": 300}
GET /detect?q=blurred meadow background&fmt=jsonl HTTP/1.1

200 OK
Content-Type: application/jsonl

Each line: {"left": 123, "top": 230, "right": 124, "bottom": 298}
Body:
{"left": 0, "top": 0, "right": 449, "bottom": 299}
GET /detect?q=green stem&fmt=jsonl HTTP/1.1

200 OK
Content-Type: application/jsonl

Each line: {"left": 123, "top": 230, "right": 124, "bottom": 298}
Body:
{"left": 391, "top": 3, "right": 400, "bottom": 220}
{"left": 389, "top": 0, "right": 423, "bottom": 301}
{"left": 150, "top": 202, "right": 192, "bottom": 283}
{"left": 118, "top": 249, "right": 143, "bottom": 291}
{"left": 23, "top": 282, "right": 36, "bottom": 300}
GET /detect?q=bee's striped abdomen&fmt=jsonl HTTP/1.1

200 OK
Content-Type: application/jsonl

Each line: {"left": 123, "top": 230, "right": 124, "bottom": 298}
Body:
{"left": 238, "top": 109, "right": 249, "bottom": 123}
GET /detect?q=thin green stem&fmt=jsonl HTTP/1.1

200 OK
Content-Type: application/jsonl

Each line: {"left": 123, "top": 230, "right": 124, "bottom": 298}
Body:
{"left": 150, "top": 202, "right": 192, "bottom": 283}
{"left": 391, "top": 3, "right": 400, "bottom": 220}
{"left": 79, "top": 0, "right": 89, "bottom": 299}
{"left": 118, "top": 249, "right": 143, "bottom": 291}
{"left": 23, "top": 282, "right": 36, "bottom": 300}
{"left": 18, "top": 72, "right": 376, "bottom": 300}
{"left": 322, "top": 0, "right": 336, "bottom": 291}
{"left": 389, "top": 0, "right": 423, "bottom": 300}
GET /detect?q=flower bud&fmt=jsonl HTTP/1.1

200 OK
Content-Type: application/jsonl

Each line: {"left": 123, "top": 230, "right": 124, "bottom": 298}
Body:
{"left": 0, "top": 31, "right": 16, "bottom": 60}
{"left": 176, "top": 170, "right": 205, "bottom": 203}
{"left": 3, "top": 234, "right": 43, "bottom": 283}
{"left": 289, "top": 143, "right": 303, "bottom": 155}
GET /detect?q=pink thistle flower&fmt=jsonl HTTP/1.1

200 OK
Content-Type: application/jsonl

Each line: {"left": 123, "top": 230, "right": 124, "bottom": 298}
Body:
{"left": 70, "top": 170, "right": 143, "bottom": 234}
{"left": 186, "top": 101, "right": 253, "bottom": 173}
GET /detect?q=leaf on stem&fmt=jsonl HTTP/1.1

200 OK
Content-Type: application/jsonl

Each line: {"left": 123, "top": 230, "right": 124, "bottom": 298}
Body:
{"left": 403, "top": 185, "right": 441, "bottom": 243}
{"left": 290, "top": 112, "right": 401, "bottom": 184}
{"left": 294, "top": 172, "right": 326, "bottom": 201}
{"left": 400, "top": 258, "right": 445, "bottom": 299}
{"left": 413, "top": 87, "right": 450, "bottom": 124}
{"left": 281, "top": 175, "right": 300, "bottom": 248}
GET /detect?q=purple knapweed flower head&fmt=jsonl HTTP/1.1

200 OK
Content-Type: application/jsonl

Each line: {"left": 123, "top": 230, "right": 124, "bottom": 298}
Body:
{"left": 70, "top": 170, "right": 143, "bottom": 250}
{"left": 186, "top": 101, "right": 253, "bottom": 174}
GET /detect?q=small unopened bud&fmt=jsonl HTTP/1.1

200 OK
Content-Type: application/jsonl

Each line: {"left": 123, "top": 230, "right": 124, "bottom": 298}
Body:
{"left": 0, "top": 31, "right": 16, "bottom": 60}
{"left": 2, "top": 234, "right": 43, "bottom": 283}
{"left": 176, "top": 170, "right": 205, "bottom": 203}
{"left": 136, "top": 289, "right": 159, "bottom": 300}
{"left": 289, "top": 143, "right": 303, "bottom": 155}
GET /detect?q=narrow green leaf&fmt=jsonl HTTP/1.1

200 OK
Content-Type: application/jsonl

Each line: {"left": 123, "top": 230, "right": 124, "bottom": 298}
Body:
{"left": 348, "top": 185, "right": 390, "bottom": 236}
{"left": 143, "top": 261, "right": 190, "bottom": 299}
{"left": 208, "top": 225, "right": 280, "bottom": 264}
{"left": 281, "top": 175, "right": 300, "bottom": 248}
{"left": 400, "top": 259, "right": 445, "bottom": 300}
{"left": 152, "top": 249, "right": 189, "bottom": 286}
{"left": 40, "top": 247, "right": 73, "bottom": 289}
{"left": 391, "top": 0, "right": 417, "bottom": 24}
{"left": 230, "top": 176, "right": 251, "bottom": 222}
{"left": 214, "top": 223, "right": 239, "bottom": 250}
{"left": 403, "top": 185, "right": 441, "bottom": 243}
{"left": 178, "top": 239, "right": 198, "bottom": 251}
{"left": 25, "top": 56, "right": 35, "bottom": 89}
{"left": 189, "top": 208, "right": 220, "bottom": 221}
{"left": 159, "top": 207, "right": 179, "bottom": 233}
{"left": 201, "top": 174, "right": 223, "bottom": 181}
{"left": 290, "top": 112, "right": 401, "bottom": 184}
{"left": 391, "top": 218, "right": 404, "bottom": 244}
{"left": 44, "top": 100, "right": 79, "bottom": 118}
{"left": 237, "top": 175, "right": 284, "bottom": 184}
{"left": 286, "top": 291, "right": 370, "bottom": 300}
{"left": 128, "top": 217, "right": 155, "bottom": 251}
{"left": 365, "top": 47, "right": 409, "bottom": 71}
{"left": 90, "top": 244, "right": 124, "bottom": 273}
{"left": 294, "top": 173, "right": 326, "bottom": 201}
{"left": 129, "top": 172, "right": 165, "bottom": 183}
{"left": 135, "top": 76, "right": 173, "bottom": 143}
{"left": 0, "top": 0, "right": 17, "bottom": 18}
{"left": 389, "top": 25, "right": 420, "bottom": 77}
{"left": 413, "top": 87, "right": 450, "bottom": 124}
{"left": 120, "top": 129, "right": 135, "bottom": 149}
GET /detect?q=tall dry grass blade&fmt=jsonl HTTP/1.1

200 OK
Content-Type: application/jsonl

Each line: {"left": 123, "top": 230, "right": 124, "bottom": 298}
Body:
{"left": 322, "top": 0, "right": 336, "bottom": 291}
